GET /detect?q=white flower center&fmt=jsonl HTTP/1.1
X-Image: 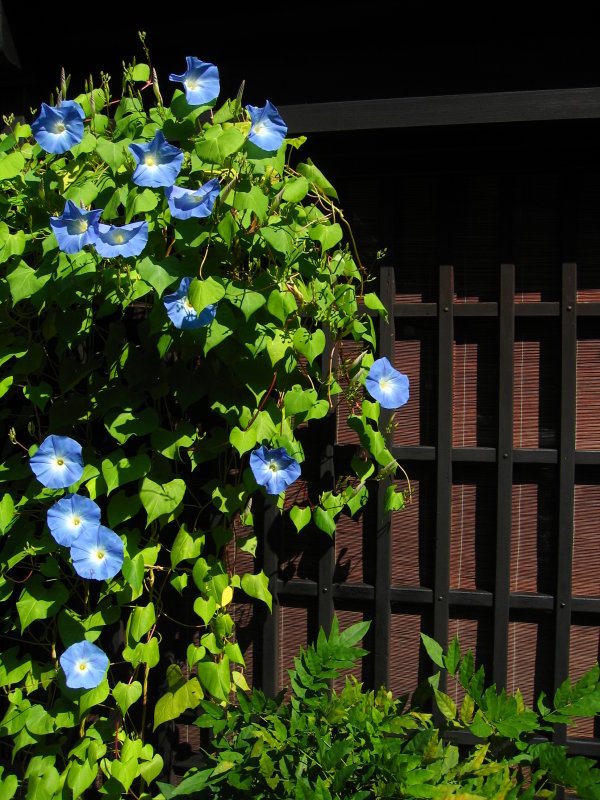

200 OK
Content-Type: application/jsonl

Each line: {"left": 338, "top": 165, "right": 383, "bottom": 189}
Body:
{"left": 76, "top": 220, "right": 88, "bottom": 234}
{"left": 379, "top": 378, "right": 391, "bottom": 393}
{"left": 55, "top": 457, "right": 65, "bottom": 468}
{"left": 183, "top": 299, "right": 195, "bottom": 313}
{"left": 253, "top": 122, "right": 267, "bottom": 136}
{"left": 72, "top": 516, "right": 81, "bottom": 527}
{"left": 145, "top": 156, "right": 156, "bottom": 168}
{"left": 77, "top": 661, "right": 88, "bottom": 672}
{"left": 185, "top": 79, "right": 199, "bottom": 91}
{"left": 268, "top": 461, "right": 279, "bottom": 473}
{"left": 113, "top": 233, "right": 124, "bottom": 243}
{"left": 54, "top": 122, "right": 66, "bottom": 134}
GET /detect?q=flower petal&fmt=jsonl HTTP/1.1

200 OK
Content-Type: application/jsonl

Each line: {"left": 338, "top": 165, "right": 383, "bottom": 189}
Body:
{"left": 164, "top": 178, "right": 220, "bottom": 220}
{"left": 128, "top": 131, "right": 183, "bottom": 188}
{"left": 47, "top": 494, "right": 101, "bottom": 546}
{"left": 169, "top": 57, "right": 220, "bottom": 106}
{"left": 32, "top": 101, "right": 85, "bottom": 154}
{"left": 60, "top": 640, "right": 108, "bottom": 689}
{"left": 49, "top": 200, "right": 102, "bottom": 254}
{"left": 70, "top": 525, "right": 124, "bottom": 581}
{"left": 94, "top": 221, "right": 148, "bottom": 258}
{"left": 246, "top": 101, "right": 287, "bottom": 152}
{"left": 365, "top": 357, "right": 409, "bottom": 409}
{"left": 29, "top": 435, "right": 84, "bottom": 489}
{"left": 250, "top": 445, "right": 300, "bottom": 495}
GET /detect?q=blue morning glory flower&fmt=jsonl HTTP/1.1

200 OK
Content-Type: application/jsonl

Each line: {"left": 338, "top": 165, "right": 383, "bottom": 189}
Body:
{"left": 50, "top": 200, "right": 102, "bottom": 254}
{"left": 246, "top": 101, "right": 287, "bottom": 152}
{"left": 47, "top": 494, "right": 101, "bottom": 547}
{"left": 93, "top": 221, "right": 149, "bottom": 258}
{"left": 31, "top": 100, "right": 85, "bottom": 154}
{"left": 163, "top": 277, "right": 217, "bottom": 330}
{"left": 60, "top": 640, "right": 109, "bottom": 689}
{"left": 365, "top": 357, "right": 409, "bottom": 410}
{"left": 29, "top": 435, "right": 85, "bottom": 489}
{"left": 129, "top": 131, "right": 184, "bottom": 188}
{"left": 164, "top": 178, "right": 221, "bottom": 221}
{"left": 250, "top": 445, "right": 301, "bottom": 495}
{"left": 169, "top": 57, "right": 220, "bottom": 106}
{"left": 70, "top": 525, "right": 124, "bottom": 581}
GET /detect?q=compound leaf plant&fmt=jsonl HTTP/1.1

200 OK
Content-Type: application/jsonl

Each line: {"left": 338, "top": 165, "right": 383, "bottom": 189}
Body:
{"left": 0, "top": 38, "right": 410, "bottom": 798}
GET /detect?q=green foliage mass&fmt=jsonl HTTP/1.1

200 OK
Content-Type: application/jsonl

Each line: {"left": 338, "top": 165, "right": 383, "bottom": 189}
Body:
{"left": 161, "top": 620, "right": 600, "bottom": 800}
{"left": 0, "top": 41, "right": 409, "bottom": 799}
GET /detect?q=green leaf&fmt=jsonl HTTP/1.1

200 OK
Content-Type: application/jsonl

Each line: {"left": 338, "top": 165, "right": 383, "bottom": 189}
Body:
{"left": 267, "top": 288, "right": 297, "bottom": 323}
{"left": 139, "top": 753, "right": 164, "bottom": 785}
{"left": 16, "top": 577, "right": 69, "bottom": 633}
{"left": 293, "top": 327, "right": 326, "bottom": 365}
{"left": 126, "top": 187, "right": 158, "bottom": 221}
{"left": 309, "top": 222, "right": 343, "bottom": 252}
{"left": 104, "top": 408, "right": 159, "bottom": 444}
{"left": 139, "top": 477, "right": 185, "bottom": 525}
{"left": 297, "top": 159, "right": 338, "bottom": 199}
{"left": 0, "top": 231, "right": 25, "bottom": 264}
{"left": 128, "top": 603, "right": 156, "bottom": 643}
{"left": 290, "top": 505, "right": 311, "bottom": 533}
{"left": 0, "top": 376, "right": 13, "bottom": 399}
{"left": 101, "top": 451, "right": 151, "bottom": 494}
{"left": 188, "top": 276, "right": 226, "bottom": 313}
{"left": 137, "top": 255, "right": 181, "bottom": 297}
{"left": 122, "top": 638, "right": 160, "bottom": 669}
{"left": 420, "top": 632, "right": 445, "bottom": 669}
{"left": 195, "top": 125, "right": 245, "bottom": 163}
{"left": 67, "top": 759, "right": 98, "bottom": 799}
{"left": 0, "top": 151, "right": 24, "bottom": 180}
{"left": 171, "top": 525, "right": 204, "bottom": 568}
{"left": 6, "top": 262, "right": 50, "bottom": 304}
{"left": 196, "top": 657, "right": 230, "bottom": 701}
{"left": 229, "top": 426, "right": 257, "bottom": 456}
{"left": 111, "top": 757, "right": 138, "bottom": 792}
{"left": 153, "top": 666, "right": 203, "bottom": 729}
{"left": 230, "top": 183, "right": 268, "bottom": 220}
{"left": 0, "top": 773, "right": 17, "bottom": 800}
{"left": 79, "top": 678, "right": 110, "bottom": 718}
{"left": 313, "top": 506, "right": 336, "bottom": 537}
{"left": 384, "top": 485, "right": 405, "bottom": 512}
{"left": 23, "top": 382, "right": 52, "bottom": 411}
{"left": 193, "top": 596, "right": 217, "bottom": 626}
{"left": 282, "top": 176, "right": 309, "bottom": 202}
{"left": 363, "top": 292, "right": 388, "bottom": 320}
{"left": 95, "top": 137, "right": 131, "bottom": 172}
{"left": 132, "top": 63, "right": 150, "bottom": 81}
{"left": 240, "top": 571, "right": 272, "bottom": 611}
{"left": 434, "top": 688, "right": 457, "bottom": 720}
{"left": 260, "top": 226, "right": 292, "bottom": 255}
{"left": 444, "top": 636, "right": 461, "bottom": 676}
{"left": 112, "top": 681, "right": 143, "bottom": 715}
{"left": 107, "top": 490, "right": 142, "bottom": 529}
{"left": 0, "top": 493, "right": 15, "bottom": 534}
